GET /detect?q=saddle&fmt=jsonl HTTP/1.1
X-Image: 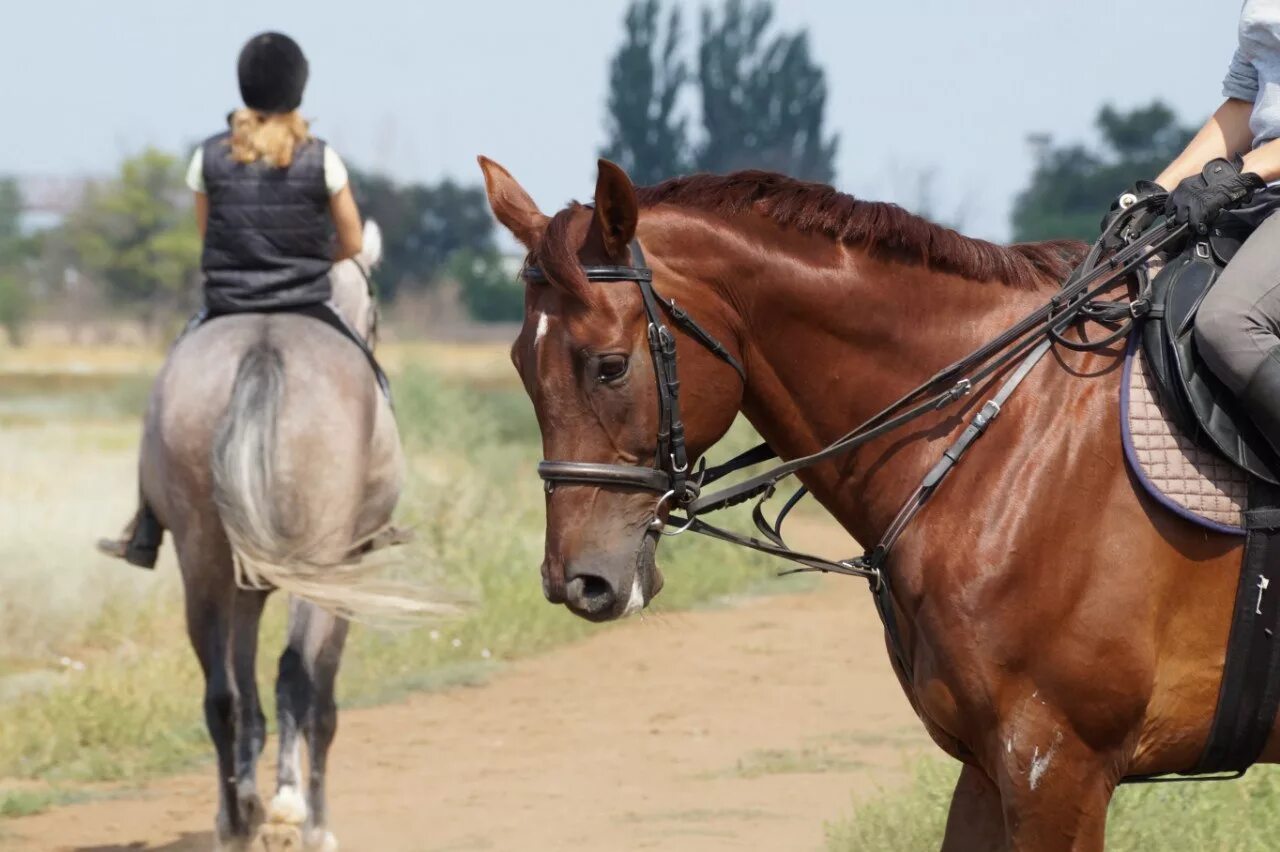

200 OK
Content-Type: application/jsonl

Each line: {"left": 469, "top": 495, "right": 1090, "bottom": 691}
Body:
{"left": 1140, "top": 215, "right": 1280, "bottom": 484}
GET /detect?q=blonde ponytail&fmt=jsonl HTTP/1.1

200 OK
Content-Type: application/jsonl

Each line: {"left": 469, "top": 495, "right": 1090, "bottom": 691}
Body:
{"left": 228, "top": 108, "right": 311, "bottom": 168}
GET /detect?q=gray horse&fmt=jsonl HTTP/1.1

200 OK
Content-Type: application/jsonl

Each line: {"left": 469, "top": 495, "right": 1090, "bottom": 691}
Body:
{"left": 135, "top": 221, "right": 439, "bottom": 851}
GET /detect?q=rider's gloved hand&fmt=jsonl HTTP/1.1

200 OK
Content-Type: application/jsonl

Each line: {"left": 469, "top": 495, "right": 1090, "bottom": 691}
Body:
{"left": 1165, "top": 156, "right": 1266, "bottom": 236}
{"left": 1100, "top": 180, "right": 1166, "bottom": 248}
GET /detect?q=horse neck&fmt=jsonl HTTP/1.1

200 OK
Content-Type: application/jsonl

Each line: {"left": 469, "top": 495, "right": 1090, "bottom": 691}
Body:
{"left": 656, "top": 213, "right": 1059, "bottom": 546}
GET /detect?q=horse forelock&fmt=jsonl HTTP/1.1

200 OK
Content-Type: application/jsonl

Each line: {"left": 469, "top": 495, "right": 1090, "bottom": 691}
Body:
{"left": 526, "top": 203, "right": 596, "bottom": 303}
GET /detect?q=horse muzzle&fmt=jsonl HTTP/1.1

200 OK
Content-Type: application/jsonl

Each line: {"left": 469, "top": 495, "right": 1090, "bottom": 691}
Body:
{"left": 550, "top": 532, "right": 663, "bottom": 622}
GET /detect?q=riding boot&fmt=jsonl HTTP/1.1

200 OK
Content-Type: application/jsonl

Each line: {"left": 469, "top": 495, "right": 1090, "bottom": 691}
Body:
{"left": 96, "top": 503, "right": 164, "bottom": 569}
{"left": 1240, "top": 345, "right": 1280, "bottom": 460}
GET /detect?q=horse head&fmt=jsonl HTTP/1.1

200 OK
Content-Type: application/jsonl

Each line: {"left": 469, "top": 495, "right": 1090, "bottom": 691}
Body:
{"left": 479, "top": 156, "right": 745, "bottom": 622}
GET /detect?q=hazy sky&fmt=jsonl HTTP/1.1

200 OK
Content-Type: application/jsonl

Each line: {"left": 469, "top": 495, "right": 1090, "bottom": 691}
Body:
{"left": 1, "top": 0, "right": 1238, "bottom": 241}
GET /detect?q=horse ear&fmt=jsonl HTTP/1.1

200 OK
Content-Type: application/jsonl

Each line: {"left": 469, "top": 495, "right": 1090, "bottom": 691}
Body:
{"left": 594, "top": 158, "right": 639, "bottom": 259}
{"left": 477, "top": 156, "right": 548, "bottom": 250}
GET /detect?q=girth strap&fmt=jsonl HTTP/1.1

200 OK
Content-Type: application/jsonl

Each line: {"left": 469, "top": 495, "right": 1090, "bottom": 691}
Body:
{"left": 1192, "top": 477, "right": 1280, "bottom": 775}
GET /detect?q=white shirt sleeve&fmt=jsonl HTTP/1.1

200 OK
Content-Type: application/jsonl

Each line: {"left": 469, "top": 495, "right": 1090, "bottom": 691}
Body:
{"left": 186, "top": 147, "right": 205, "bottom": 193}
{"left": 323, "top": 146, "right": 349, "bottom": 196}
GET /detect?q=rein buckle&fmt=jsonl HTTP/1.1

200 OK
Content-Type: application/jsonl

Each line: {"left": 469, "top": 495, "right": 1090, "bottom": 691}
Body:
{"left": 935, "top": 378, "right": 972, "bottom": 409}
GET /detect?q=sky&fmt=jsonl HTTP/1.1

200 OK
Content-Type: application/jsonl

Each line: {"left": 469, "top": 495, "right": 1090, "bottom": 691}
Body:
{"left": 0, "top": 0, "right": 1240, "bottom": 242}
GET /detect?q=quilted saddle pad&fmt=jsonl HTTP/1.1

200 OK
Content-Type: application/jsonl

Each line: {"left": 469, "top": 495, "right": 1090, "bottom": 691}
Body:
{"left": 1121, "top": 338, "right": 1247, "bottom": 535}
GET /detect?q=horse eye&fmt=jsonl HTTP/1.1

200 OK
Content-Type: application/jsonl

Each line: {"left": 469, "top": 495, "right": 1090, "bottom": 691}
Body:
{"left": 596, "top": 354, "right": 629, "bottom": 384}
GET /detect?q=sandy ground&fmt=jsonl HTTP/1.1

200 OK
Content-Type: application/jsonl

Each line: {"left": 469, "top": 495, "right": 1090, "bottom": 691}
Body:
{"left": 3, "top": 521, "right": 930, "bottom": 852}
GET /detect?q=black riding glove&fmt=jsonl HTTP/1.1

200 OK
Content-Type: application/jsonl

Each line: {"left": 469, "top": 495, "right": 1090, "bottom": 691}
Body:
{"left": 1100, "top": 179, "right": 1166, "bottom": 248}
{"left": 1165, "top": 156, "right": 1266, "bottom": 236}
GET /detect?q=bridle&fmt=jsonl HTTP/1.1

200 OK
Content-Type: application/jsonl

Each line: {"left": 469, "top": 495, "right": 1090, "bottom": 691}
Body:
{"left": 524, "top": 241, "right": 746, "bottom": 529}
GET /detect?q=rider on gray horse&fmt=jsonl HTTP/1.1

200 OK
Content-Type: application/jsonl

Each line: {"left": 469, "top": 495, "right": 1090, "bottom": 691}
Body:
{"left": 1108, "top": 0, "right": 1280, "bottom": 459}
{"left": 99, "top": 31, "right": 367, "bottom": 568}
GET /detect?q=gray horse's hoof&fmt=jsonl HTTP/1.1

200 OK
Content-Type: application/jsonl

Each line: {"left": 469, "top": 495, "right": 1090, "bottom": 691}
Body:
{"left": 258, "top": 822, "right": 304, "bottom": 852}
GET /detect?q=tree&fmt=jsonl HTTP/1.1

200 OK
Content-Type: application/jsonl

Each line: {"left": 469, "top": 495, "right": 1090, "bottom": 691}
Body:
{"left": 351, "top": 169, "right": 497, "bottom": 300}
{"left": 452, "top": 249, "right": 523, "bottom": 322}
{"left": 600, "top": 0, "right": 691, "bottom": 185}
{"left": 0, "top": 178, "right": 22, "bottom": 268}
{"left": 0, "top": 273, "right": 31, "bottom": 345}
{"left": 63, "top": 149, "right": 201, "bottom": 314}
{"left": 695, "top": 0, "right": 838, "bottom": 181}
{"left": 0, "top": 179, "right": 39, "bottom": 344}
{"left": 1010, "top": 101, "right": 1195, "bottom": 243}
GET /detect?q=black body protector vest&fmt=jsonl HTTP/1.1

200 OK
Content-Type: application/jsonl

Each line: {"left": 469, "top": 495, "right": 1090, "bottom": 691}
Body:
{"left": 200, "top": 132, "right": 334, "bottom": 313}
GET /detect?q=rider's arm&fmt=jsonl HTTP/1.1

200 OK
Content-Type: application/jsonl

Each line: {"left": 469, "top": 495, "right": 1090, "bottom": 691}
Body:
{"left": 323, "top": 146, "right": 362, "bottom": 261}
{"left": 1242, "top": 136, "right": 1280, "bottom": 183}
{"left": 1154, "top": 99, "right": 1256, "bottom": 189}
{"left": 330, "top": 184, "right": 363, "bottom": 262}
{"left": 186, "top": 148, "right": 209, "bottom": 239}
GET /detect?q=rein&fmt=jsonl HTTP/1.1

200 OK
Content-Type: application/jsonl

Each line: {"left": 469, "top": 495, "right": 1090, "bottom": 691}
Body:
{"left": 524, "top": 199, "right": 1188, "bottom": 590}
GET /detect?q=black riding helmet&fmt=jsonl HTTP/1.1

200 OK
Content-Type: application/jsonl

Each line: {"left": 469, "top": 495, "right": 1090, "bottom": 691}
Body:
{"left": 237, "top": 32, "right": 308, "bottom": 114}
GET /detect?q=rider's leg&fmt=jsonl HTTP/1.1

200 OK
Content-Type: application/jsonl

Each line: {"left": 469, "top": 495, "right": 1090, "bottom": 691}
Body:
{"left": 97, "top": 502, "right": 164, "bottom": 569}
{"left": 1195, "top": 210, "right": 1280, "bottom": 455}
{"left": 97, "top": 312, "right": 215, "bottom": 570}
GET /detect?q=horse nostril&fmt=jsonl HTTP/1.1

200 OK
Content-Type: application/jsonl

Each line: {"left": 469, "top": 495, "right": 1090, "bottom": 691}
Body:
{"left": 565, "top": 574, "right": 616, "bottom": 616}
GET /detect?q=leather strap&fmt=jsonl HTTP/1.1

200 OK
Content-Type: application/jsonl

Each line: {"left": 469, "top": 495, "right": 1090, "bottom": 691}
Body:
{"left": 537, "top": 461, "right": 670, "bottom": 492}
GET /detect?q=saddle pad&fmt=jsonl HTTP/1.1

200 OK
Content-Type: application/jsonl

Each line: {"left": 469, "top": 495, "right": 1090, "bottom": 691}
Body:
{"left": 1122, "top": 337, "right": 1246, "bottom": 535}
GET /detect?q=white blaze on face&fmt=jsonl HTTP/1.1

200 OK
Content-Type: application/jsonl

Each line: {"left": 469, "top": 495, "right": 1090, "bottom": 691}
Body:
{"left": 534, "top": 311, "right": 549, "bottom": 346}
{"left": 622, "top": 574, "right": 646, "bottom": 617}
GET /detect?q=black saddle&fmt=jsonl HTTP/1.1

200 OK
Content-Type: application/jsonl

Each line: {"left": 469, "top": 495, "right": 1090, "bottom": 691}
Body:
{"left": 1141, "top": 214, "right": 1280, "bottom": 484}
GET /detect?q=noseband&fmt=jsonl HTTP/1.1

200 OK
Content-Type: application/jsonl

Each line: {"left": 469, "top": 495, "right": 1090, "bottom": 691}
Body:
{"left": 523, "top": 242, "right": 745, "bottom": 525}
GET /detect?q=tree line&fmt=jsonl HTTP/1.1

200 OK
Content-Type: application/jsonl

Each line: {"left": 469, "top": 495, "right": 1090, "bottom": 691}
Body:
{"left": 0, "top": 0, "right": 1198, "bottom": 345}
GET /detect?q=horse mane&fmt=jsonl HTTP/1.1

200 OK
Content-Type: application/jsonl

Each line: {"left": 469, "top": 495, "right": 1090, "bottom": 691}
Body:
{"left": 635, "top": 171, "right": 1085, "bottom": 290}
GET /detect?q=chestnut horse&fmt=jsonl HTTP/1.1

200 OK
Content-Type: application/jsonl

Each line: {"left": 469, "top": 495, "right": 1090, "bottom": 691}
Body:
{"left": 478, "top": 156, "right": 1265, "bottom": 851}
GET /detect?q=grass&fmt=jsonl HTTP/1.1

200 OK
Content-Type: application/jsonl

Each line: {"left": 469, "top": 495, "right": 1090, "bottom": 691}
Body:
{"left": 0, "top": 787, "right": 89, "bottom": 818}
{"left": 722, "top": 745, "right": 864, "bottom": 779}
{"left": 0, "top": 357, "right": 786, "bottom": 810}
{"left": 824, "top": 758, "right": 1280, "bottom": 852}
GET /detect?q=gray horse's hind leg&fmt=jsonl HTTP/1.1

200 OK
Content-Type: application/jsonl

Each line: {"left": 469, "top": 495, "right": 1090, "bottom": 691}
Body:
{"left": 179, "top": 531, "right": 270, "bottom": 851}
{"left": 229, "top": 586, "right": 271, "bottom": 838}
{"left": 179, "top": 543, "right": 243, "bottom": 849}
{"left": 269, "top": 597, "right": 348, "bottom": 852}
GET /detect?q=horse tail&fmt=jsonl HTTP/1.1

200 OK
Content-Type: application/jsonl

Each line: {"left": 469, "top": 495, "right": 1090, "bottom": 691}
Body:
{"left": 211, "top": 338, "right": 448, "bottom": 622}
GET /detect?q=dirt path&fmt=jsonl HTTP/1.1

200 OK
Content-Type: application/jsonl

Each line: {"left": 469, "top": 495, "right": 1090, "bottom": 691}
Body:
{"left": 5, "top": 522, "right": 929, "bottom": 852}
